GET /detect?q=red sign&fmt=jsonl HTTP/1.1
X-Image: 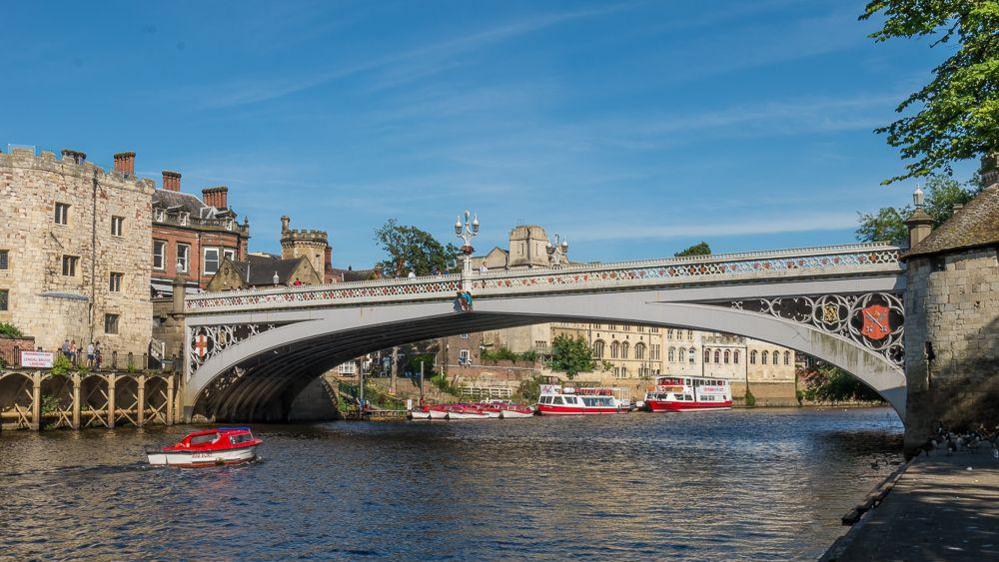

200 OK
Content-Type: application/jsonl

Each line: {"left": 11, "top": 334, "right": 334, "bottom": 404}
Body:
{"left": 861, "top": 304, "right": 891, "bottom": 340}
{"left": 194, "top": 334, "right": 209, "bottom": 358}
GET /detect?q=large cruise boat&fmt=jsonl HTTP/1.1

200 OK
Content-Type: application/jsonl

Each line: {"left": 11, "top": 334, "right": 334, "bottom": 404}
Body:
{"left": 644, "top": 375, "right": 733, "bottom": 412}
{"left": 536, "top": 385, "right": 626, "bottom": 415}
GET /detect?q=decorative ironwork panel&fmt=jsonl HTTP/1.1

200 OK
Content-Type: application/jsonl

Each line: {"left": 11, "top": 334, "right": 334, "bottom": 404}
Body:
{"left": 727, "top": 292, "right": 904, "bottom": 367}
{"left": 188, "top": 323, "right": 282, "bottom": 375}
{"left": 187, "top": 278, "right": 462, "bottom": 311}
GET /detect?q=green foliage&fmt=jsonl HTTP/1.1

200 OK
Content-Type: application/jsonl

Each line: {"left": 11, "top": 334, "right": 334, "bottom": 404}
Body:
{"left": 480, "top": 347, "right": 537, "bottom": 363}
{"left": 800, "top": 363, "right": 884, "bottom": 402}
{"left": 0, "top": 323, "right": 23, "bottom": 338}
{"left": 430, "top": 373, "right": 461, "bottom": 396}
{"left": 374, "top": 219, "right": 460, "bottom": 277}
{"left": 743, "top": 388, "right": 756, "bottom": 407}
{"left": 50, "top": 354, "right": 74, "bottom": 376}
{"left": 857, "top": 174, "right": 982, "bottom": 244}
{"left": 675, "top": 241, "right": 711, "bottom": 257}
{"left": 514, "top": 375, "right": 542, "bottom": 403}
{"left": 547, "top": 335, "right": 596, "bottom": 379}
{"left": 860, "top": 1, "right": 999, "bottom": 183}
{"left": 40, "top": 394, "right": 63, "bottom": 415}
{"left": 406, "top": 353, "right": 437, "bottom": 377}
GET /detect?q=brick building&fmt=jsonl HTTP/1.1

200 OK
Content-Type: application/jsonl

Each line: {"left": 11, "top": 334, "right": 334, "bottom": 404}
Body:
{"left": 151, "top": 172, "right": 250, "bottom": 294}
{"left": 0, "top": 147, "right": 153, "bottom": 359}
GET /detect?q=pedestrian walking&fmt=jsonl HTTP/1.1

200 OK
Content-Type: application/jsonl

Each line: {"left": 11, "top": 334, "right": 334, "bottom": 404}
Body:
{"left": 94, "top": 342, "right": 102, "bottom": 370}
{"left": 87, "top": 342, "right": 95, "bottom": 369}
{"left": 69, "top": 340, "right": 78, "bottom": 364}
{"left": 61, "top": 339, "right": 70, "bottom": 358}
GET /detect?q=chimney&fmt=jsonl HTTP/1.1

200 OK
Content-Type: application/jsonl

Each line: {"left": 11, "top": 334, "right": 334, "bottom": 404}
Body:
{"left": 113, "top": 152, "right": 135, "bottom": 175}
{"left": 281, "top": 216, "right": 291, "bottom": 233}
{"left": 61, "top": 149, "right": 87, "bottom": 164}
{"left": 202, "top": 186, "right": 228, "bottom": 210}
{"left": 162, "top": 170, "right": 181, "bottom": 192}
{"left": 905, "top": 186, "right": 934, "bottom": 249}
{"left": 982, "top": 152, "right": 999, "bottom": 189}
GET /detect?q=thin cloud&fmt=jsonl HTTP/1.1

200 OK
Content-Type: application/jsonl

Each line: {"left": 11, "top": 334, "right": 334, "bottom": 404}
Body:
{"left": 570, "top": 212, "right": 858, "bottom": 242}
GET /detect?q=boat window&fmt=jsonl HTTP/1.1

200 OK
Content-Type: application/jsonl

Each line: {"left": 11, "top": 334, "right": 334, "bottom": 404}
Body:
{"left": 230, "top": 433, "right": 254, "bottom": 444}
{"left": 553, "top": 396, "right": 565, "bottom": 405}
{"left": 564, "top": 396, "right": 577, "bottom": 404}
{"left": 685, "top": 395, "right": 694, "bottom": 401}
{"left": 190, "top": 433, "right": 218, "bottom": 445}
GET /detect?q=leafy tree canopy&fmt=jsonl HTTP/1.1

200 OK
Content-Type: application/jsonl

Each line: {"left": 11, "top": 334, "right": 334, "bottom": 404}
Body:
{"left": 374, "top": 219, "right": 460, "bottom": 277}
{"left": 856, "top": 174, "right": 982, "bottom": 244}
{"left": 674, "top": 241, "right": 711, "bottom": 257}
{"left": 861, "top": 1, "right": 999, "bottom": 183}
{"left": 547, "top": 335, "right": 596, "bottom": 379}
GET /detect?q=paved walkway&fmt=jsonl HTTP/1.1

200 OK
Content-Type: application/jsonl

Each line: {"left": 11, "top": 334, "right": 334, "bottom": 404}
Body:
{"left": 825, "top": 447, "right": 999, "bottom": 561}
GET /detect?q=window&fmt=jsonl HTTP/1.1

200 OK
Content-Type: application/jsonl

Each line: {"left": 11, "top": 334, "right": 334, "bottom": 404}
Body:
{"left": 676, "top": 347, "right": 683, "bottom": 363}
{"left": 177, "top": 244, "right": 190, "bottom": 273}
{"left": 61, "top": 255, "right": 79, "bottom": 276}
{"left": 460, "top": 333, "right": 469, "bottom": 339}
{"left": 751, "top": 350, "right": 757, "bottom": 364}
{"left": 109, "top": 272, "right": 123, "bottom": 292}
{"left": 668, "top": 347, "right": 675, "bottom": 362}
{"left": 458, "top": 349, "right": 470, "bottom": 364}
{"left": 153, "top": 241, "right": 166, "bottom": 270}
{"left": 689, "top": 348, "right": 696, "bottom": 364}
{"left": 714, "top": 349, "right": 720, "bottom": 363}
{"left": 734, "top": 350, "right": 740, "bottom": 364}
{"left": 54, "top": 202, "right": 69, "bottom": 225}
{"left": 620, "top": 367, "right": 628, "bottom": 378}
{"left": 687, "top": 330, "right": 693, "bottom": 340}
{"left": 784, "top": 351, "right": 791, "bottom": 365}
{"left": 724, "top": 350, "right": 730, "bottom": 364}
{"left": 204, "top": 248, "right": 220, "bottom": 275}
{"left": 104, "top": 313, "right": 119, "bottom": 334}
{"left": 0, "top": 289, "right": 7, "bottom": 311}
{"left": 651, "top": 344, "right": 661, "bottom": 361}
{"left": 762, "top": 351, "right": 769, "bottom": 364}
{"left": 223, "top": 248, "right": 236, "bottom": 262}
{"left": 0, "top": 249, "right": 7, "bottom": 269}
{"left": 111, "top": 216, "right": 124, "bottom": 236}
{"left": 593, "top": 340, "right": 605, "bottom": 358}
{"left": 534, "top": 340, "right": 548, "bottom": 349}
{"left": 611, "top": 341, "right": 620, "bottom": 359}
{"left": 704, "top": 349, "right": 711, "bottom": 363}
{"left": 621, "top": 341, "right": 630, "bottom": 359}
{"left": 634, "top": 343, "right": 645, "bottom": 359}
{"left": 667, "top": 329, "right": 673, "bottom": 340}
{"left": 773, "top": 350, "right": 780, "bottom": 365}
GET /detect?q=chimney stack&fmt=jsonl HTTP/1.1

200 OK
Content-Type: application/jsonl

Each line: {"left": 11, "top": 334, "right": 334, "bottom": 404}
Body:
{"left": 281, "top": 216, "right": 291, "bottom": 233}
{"left": 162, "top": 170, "right": 181, "bottom": 191}
{"left": 113, "top": 152, "right": 135, "bottom": 175}
{"left": 202, "top": 186, "right": 229, "bottom": 210}
{"left": 61, "top": 149, "right": 87, "bottom": 164}
{"left": 982, "top": 152, "right": 999, "bottom": 190}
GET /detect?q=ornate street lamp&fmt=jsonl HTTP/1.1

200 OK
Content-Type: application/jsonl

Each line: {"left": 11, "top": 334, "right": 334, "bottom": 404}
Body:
{"left": 913, "top": 185, "right": 925, "bottom": 208}
{"left": 546, "top": 234, "right": 569, "bottom": 268}
{"left": 455, "top": 210, "right": 479, "bottom": 278}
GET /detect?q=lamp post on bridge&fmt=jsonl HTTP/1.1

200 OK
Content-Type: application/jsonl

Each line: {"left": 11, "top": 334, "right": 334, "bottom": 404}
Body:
{"left": 454, "top": 210, "right": 479, "bottom": 288}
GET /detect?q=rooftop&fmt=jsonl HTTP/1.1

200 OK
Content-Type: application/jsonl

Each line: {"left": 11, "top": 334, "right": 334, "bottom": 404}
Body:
{"left": 903, "top": 184, "right": 999, "bottom": 260}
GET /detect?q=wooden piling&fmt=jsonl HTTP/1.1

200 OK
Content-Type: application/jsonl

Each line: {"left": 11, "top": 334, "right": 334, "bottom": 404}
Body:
{"left": 107, "top": 374, "right": 116, "bottom": 429}
{"left": 166, "top": 374, "right": 175, "bottom": 425}
{"left": 137, "top": 374, "right": 146, "bottom": 427}
{"left": 30, "top": 372, "right": 42, "bottom": 431}
{"left": 71, "top": 372, "right": 81, "bottom": 430}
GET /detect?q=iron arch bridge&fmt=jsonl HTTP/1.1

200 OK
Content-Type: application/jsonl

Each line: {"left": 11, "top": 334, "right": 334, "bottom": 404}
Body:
{"left": 182, "top": 243, "right": 906, "bottom": 422}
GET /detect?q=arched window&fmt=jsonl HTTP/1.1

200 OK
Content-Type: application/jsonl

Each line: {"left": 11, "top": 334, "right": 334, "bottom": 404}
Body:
{"left": 750, "top": 350, "right": 757, "bottom": 364}
{"left": 704, "top": 349, "right": 711, "bottom": 363}
{"left": 635, "top": 343, "right": 646, "bottom": 360}
{"left": 668, "top": 347, "right": 675, "bottom": 362}
{"left": 620, "top": 366, "right": 628, "bottom": 378}
{"left": 593, "top": 340, "right": 605, "bottom": 358}
{"left": 678, "top": 347, "right": 686, "bottom": 363}
{"left": 733, "top": 350, "right": 740, "bottom": 364}
{"left": 784, "top": 351, "right": 791, "bottom": 365}
{"left": 762, "top": 351, "right": 769, "bottom": 364}
{"left": 611, "top": 341, "right": 620, "bottom": 359}
{"left": 723, "top": 350, "right": 730, "bottom": 364}
{"left": 714, "top": 349, "right": 720, "bottom": 363}
{"left": 667, "top": 329, "right": 674, "bottom": 340}
{"left": 773, "top": 350, "right": 779, "bottom": 365}
{"left": 621, "top": 341, "right": 630, "bottom": 359}
{"left": 689, "top": 347, "right": 696, "bottom": 364}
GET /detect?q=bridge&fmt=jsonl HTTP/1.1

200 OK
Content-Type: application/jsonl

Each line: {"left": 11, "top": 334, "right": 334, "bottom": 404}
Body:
{"left": 181, "top": 242, "right": 906, "bottom": 422}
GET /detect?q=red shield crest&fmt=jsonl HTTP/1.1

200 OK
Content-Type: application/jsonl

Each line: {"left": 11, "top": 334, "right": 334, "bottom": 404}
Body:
{"left": 194, "top": 334, "right": 209, "bottom": 358}
{"left": 861, "top": 305, "right": 891, "bottom": 340}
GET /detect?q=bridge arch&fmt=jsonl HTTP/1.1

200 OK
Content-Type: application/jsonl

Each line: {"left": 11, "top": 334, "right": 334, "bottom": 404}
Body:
{"left": 185, "top": 291, "right": 905, "bottom": 422}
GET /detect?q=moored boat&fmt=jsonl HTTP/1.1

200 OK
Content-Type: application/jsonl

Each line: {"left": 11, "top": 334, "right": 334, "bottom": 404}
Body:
{"left": 536, "top": 385, "right": 626, "bottom": 415}
{"left": 499, "top": 404, "right": 535, "bottom": 418}
{"left": 408, "top": 406, "right": 432, "bottom": 420}
{"left": 145, "top": 427, "right": 262, "bottom": 467}
{"left": 446, "top": 404, "right": 490, "bottom": 420}
{"left": 644, "top": 376, "right": 733, "bottom": 412}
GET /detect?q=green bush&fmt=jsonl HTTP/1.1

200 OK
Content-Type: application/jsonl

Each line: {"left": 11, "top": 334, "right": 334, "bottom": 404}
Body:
{"left": 515, "top": 375, "right": 542, "bottom": 403}
{"left": 40, "top": 394, "right": 63, "bottom": 415}
{"left": 744, "top": 388, "right": 757, "bottom": 407}
{"left": 51, "top": 354, "right": 74, "bottom": 376}
{"left": 0, "top": 323, "right": 23, "bottom": 338}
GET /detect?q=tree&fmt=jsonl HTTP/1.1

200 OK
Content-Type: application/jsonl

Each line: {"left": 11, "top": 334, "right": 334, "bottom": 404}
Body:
{"left": 675, "top": 241, "right": 711, "bottom": 257}
{"left": 374, "top": 219, "right": 460, "bottom": 277}
{"left": 861, "top": 1, "right": 999, "bottom": 184}
{"left": 547, "top": 335, "right": 596, "bottom": 379}
{"left": 799, "top": 363, "right": 883, "bottom": 403}
{"left": 856, "top": 174, "right": 982, "bottom": 243}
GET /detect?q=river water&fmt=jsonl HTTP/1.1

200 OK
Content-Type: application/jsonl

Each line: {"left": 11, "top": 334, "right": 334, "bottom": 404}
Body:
{"left": 0, "top": 407, "right": 902, "bottom": 561}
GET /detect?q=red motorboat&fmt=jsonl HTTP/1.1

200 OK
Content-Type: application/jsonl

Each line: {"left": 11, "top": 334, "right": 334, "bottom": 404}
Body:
{"left": 145, "top": 427, "right": 262, "bottom": 467}
{"left": 644, "top": 376, "right": 733, "bottom": 412}
{"left": 536, "top": 385, "right": 626, "bottom": 415}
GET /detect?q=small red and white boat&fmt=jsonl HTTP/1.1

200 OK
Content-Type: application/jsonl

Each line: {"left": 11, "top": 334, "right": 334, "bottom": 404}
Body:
{"left": 499, "top": 404, "right": 535, "bottom": 418}
{"left": 446, "top": 404, "right": 491, "bottom": 420}
{"left": 536, "top": 385, "right": 625, "bottom": 415}
{"left": 146, "top": 427, "right": 262, "bottom": 467}
{"left": 644, "top": 376, "right": 733, "bottom": 412}
{"left": 408, "top": 406, "right": 432, "bottom": 420}
{"left": 427, "top": 404, "right": 450, "bottom": 419}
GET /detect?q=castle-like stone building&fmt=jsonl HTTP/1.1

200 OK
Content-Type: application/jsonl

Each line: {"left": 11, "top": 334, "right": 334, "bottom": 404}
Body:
{"left": 0, "top": 147, "right": 153, "bottom": 359}
{"left": 280, "top": 216, "right": 329, "bottom": 283}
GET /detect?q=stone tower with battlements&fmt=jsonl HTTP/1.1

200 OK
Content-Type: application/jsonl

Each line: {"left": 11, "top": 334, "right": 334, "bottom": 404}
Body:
{"left": 280, "top": 216, "right": 329, "bottom": 282}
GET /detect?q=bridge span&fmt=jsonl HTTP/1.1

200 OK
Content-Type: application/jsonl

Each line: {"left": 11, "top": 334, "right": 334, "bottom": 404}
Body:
{"left": 181, "top": 243, "right": 905, "bottom": 422}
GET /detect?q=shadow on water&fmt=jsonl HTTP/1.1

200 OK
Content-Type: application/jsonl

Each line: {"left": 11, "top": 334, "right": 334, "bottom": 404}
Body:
{"left": 0, "top": 408, "right": 904, "bottom": 561}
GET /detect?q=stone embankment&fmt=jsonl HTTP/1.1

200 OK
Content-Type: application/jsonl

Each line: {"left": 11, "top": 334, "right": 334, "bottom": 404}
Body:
{"left": 821, "top": 446, "right": 999, "bottom": 561}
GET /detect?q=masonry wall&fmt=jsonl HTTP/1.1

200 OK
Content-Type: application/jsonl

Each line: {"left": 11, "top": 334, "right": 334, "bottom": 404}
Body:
{"left": 904, "top": 246, "right": 999, "bottom": 451}
{"left": 0, "top": 148, "right": 153, "bottom": 358}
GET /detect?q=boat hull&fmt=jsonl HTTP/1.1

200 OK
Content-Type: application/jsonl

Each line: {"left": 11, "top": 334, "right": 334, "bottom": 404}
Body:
{"left": 408, "top": 410, "right": 432, "bottom": 420}
{"left": 428, "top": 408, "right": 449, "bottom": 419}
{"left": 446, "top": 410, "right": 490, "bottom": 420}
{"left": 499, "top": 409, "right": 535, "bottom": 418}
{"left": 146, "top": 445, "right": 258, "bottom": 467}
{"left": 646, "top": 400, "right": 732, "bottom": 412}
{"left": 536, "top": 404, "right": 623, "bottom": 415}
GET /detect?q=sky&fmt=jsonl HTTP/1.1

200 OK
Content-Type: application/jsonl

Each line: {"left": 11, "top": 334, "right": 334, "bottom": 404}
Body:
{"left": 0, "top": 1, "right": 975, "bottom": 267}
